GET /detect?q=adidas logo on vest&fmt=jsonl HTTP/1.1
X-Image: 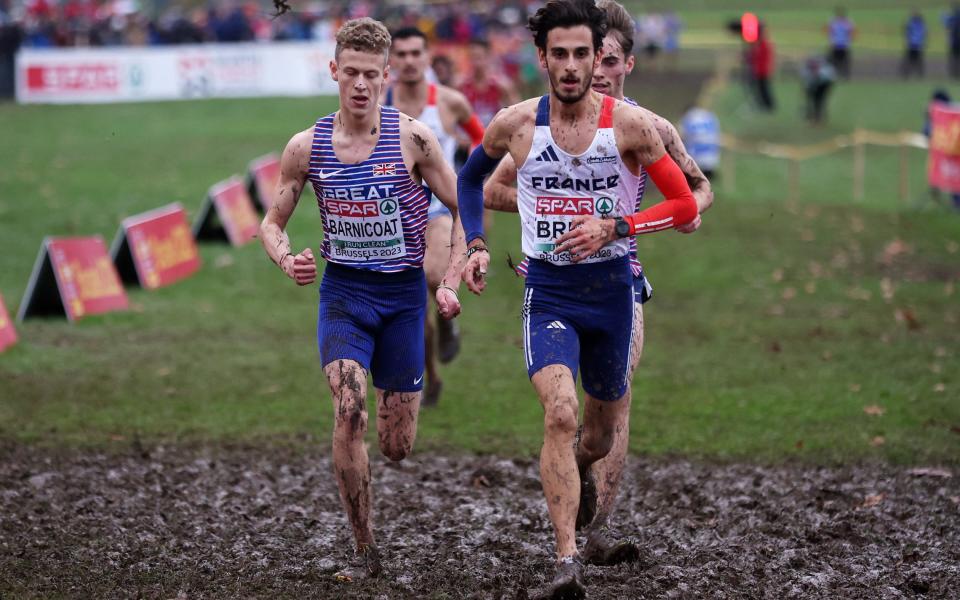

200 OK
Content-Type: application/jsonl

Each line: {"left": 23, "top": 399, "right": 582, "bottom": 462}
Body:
{"left": 535, "top": 145, "right": 560, "bottom": 162}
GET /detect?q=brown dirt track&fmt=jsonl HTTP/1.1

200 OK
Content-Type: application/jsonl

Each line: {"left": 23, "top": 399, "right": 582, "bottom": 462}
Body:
{"left": 1, "top": 444, "right": 958, "bottom": 599}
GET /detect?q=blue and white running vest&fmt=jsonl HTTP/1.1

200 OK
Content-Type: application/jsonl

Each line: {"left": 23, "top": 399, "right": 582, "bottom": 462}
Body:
{"left": 308, "top": 107, "right": 430, "bottom": 272}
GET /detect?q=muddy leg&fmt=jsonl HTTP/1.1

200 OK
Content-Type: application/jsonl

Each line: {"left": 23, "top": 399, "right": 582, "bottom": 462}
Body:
{"left": 376, "top": 388, "right": 422, "bottom": 462}
{"left": 587, "top": 303, "right": 643, "bottom": 528}
{"left": 531, "top": 364, "right": 581, "bottom": 560}
{"left": 325, "top": 359, "right": 374, "bottom": 549}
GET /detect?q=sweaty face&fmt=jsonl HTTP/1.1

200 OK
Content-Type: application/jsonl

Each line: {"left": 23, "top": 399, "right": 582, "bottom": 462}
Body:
{"left": 331, "top": 48, "right": 388, "bottom": 117}
{"left": 592, "top": 34, "right": 634, "bottom": 100}
{"left": 390, "top": 37, "right": 429, "bottom": 84}
{"left": 539, "top": 25, "right": 601, "bottom": 105}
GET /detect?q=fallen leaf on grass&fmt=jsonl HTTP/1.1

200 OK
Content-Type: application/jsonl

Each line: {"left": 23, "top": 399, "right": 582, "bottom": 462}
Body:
{"left": 260, "top": 384, "right": 281, "bottom": 395}
{"left": 800, "top": 229, "right": 815, "bottom": 242}
{"left": 847, "top": 287, "right": 872, "bottom": 301}
{"left": 110, "top": 434, "right": 126, "bottom": 442}
{"left": 946, "top": 282, "right": 955, "bottom": 297}
{"left": 472, "top": 474, "right": 491, "bottom": 488}
{"left": 863, "top": 405, "right": 886, "bottom": 416}
{"left": 769, "top": 341, "right": 782, "bottom": 353}
{"left": 881, "top": 239, "right": 912, "bottom": 265}
{"left": 894, "top": 308, "right": 922, "bottom": 330}
{"left": 156, "top": 367, "right": 172, "bottom": 377}
{"left": 771, "top": 268, "right": 784, "bottom": 282}
{"left": 880, "top": 278, "right": 895, "bottom": 302}
{"left": 807, "top": 261, "right": 824, "bottom": 278}
{"left": 935, "top": 346, "right": 948, "bottom": 358}
{"left": 933, "top": 383, "right": 946, "bottom": 393}
{"left": 870, "top": 436, "right": 886, "bottom": 447}
{"left": 849, "top": 215, "right": 864, "bottom": 233}
{"left": 766, "top": 304, "right": 785, "bottom": 316}
{"left": 805, "top": 281, "right": 817, "bottom": 294}
{"left": 849, "top": 383, "right": 861, "bottom": 393}
{"left": 860, "top": 494, "right": 885, "bottom": 508}
{"left": 782, "top": 287, "right": 797, "bottom": 300}
{"left": 930, "top": 363, "right": 942, "bottom": 374}
{"left": 214, "top": 254, "right": 235, "bottom": 268}
{"left": 821, "top": 350, "right": 833, "bottom": 361}
{"left": 795, "top": 440, "right": 804, "bottom": 450}
{"left": 951, "top": 426, "right": 960, "bottom": 435}
{"left": 906, "top": 468, "right": 952, "bottom": 478}
{"left": 947, "top": 241, "right": 959, "bottom": 254}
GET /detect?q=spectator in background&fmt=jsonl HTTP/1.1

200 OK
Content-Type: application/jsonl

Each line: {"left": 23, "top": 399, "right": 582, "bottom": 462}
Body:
{"left": 944, "top": 4, "right": 960, "bottom": 78}
{"left": 801, "top": 55, "right": 836, "bottom": 125}
{"left": 902, "top": 10, "right": 926, "bottom": 78}
{"left": 749, "top": 23, "right": 775, "bottom": 111}
{"left": 663, "top": 11, "right": 682, "bottom": 70}
{"left": 679, "top": 105, "right": 721, "bottom": 179}
{"left": 826, "top": 7, "right": 855, "bottom": 78}
{"left": 0, "top": 5, "right": 22, "bottom": 98}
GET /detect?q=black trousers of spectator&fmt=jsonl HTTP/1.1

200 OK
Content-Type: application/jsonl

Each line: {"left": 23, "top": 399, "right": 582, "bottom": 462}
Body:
{"left": 951, "top": 46, "right": 960, "bottom": 78}
{"left": 755, "top": 77, "right": 775, "bottom": 111}
{"left": 901, "top": 48, "right": 924, "bottom": 78}
{"left": 805, "top": 82, "right": 832, "bottom": 123}
{"left": 830, "top": 46, "right": 851, "bottom": 78}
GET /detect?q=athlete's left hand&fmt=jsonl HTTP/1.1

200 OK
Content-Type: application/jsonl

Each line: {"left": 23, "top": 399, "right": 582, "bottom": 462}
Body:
{"left": 553, "top": 216, "right": 616, "bottom": 262}
{"left": 436, "top": 285, "right": 461, "bottom": 319}
{"left": 675, "top": 214, "right": 702, "bottom": 234}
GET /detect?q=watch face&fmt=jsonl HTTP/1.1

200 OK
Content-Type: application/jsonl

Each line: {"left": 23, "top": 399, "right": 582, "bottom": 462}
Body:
{"left": 616, "top": 218, "right": 630, "bottom": 237}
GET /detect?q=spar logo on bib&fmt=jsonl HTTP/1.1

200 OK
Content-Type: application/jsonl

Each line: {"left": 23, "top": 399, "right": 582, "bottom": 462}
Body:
{"left": 327, "top": 200, "right": 380, "bottom": 217}
{"left": 535, "top": 197, "right": 594, "bottom": 215}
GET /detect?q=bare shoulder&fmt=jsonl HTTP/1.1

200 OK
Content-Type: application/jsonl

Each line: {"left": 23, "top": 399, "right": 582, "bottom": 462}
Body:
{"left": 489, "top": 97, "right": 538, "bottom": 133}
{"left": 282, "top": 127, "right": 314, "bottom": 169}
{"left": 398, "top": 112, "right": 440, "bottom": 156}
{"left": 436, "top": 84, "right": 471, "bottom": 112}
{"left": 612, "top": 100, "right": 660, "bottom": 148}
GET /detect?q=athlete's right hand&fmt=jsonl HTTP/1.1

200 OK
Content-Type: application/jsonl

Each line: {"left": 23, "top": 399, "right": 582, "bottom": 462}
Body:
{"left": 284, "top": 248, "right": 317, "bottom": 286}
{"left": 462, "top": 248, "right": 490, "bottom": 295}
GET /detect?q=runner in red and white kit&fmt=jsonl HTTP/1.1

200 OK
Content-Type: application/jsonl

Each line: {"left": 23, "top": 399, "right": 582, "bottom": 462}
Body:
{"left": 457, "top": 1, "right": 703, "bottom": 596}
{"left": 482, "top": 0, "right": 713, "bottom": 569}
{"left": 459, "top": 37, "right": 521, "bottom": 127}
{"left": 382, "top": 26, "right": 486, "bottom": 406}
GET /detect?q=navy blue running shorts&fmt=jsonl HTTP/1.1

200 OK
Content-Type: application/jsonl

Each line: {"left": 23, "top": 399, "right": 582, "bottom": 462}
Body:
{"left": 317, "top": 262, "right": 427, "bottom": 392}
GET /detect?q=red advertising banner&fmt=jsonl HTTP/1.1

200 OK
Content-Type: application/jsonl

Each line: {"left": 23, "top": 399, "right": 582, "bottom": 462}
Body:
{"left": 112, "top": 203, "right": 201, "bottom": 289}
{"left": 18, "top": 237, "right": 128, "bottom": 322}
{"left": 193, "top": 176, "right": 259, "bottom": 246}
{"left": 248, "top": 153, "right": 281, "bottom": 211}
{"left": 0, "top": 293, "right": 17, "bottom": 352}
{"left": 928, "top": 103, "right": 960, "bottom": 193}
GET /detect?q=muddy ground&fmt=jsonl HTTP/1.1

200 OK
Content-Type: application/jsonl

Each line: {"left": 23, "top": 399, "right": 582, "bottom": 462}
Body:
{"left": 1, "top": 444, "right": 958, "bottom": 599}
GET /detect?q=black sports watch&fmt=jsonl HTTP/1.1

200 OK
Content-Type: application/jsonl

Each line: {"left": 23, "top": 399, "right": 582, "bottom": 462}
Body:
{"left": 613, "top": 216, "right": 631, "bottom": 238}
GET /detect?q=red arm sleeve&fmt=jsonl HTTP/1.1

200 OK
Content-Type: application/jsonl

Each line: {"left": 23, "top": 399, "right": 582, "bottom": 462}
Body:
{"left": 623, "top": 153, "right": 698, "bottom": 235}
{"left": 460, "top": 113, "right": 486, "bottom": 148}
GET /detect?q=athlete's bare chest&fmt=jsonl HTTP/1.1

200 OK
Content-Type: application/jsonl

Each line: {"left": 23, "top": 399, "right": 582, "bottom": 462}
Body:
{"left": 548, "top": 119, "right": 602, "bottom": 156}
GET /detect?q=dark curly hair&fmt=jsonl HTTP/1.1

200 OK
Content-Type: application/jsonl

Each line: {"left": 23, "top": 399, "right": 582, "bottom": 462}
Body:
{"left": 528, "top": 0, "right": 608, "bottom": 53}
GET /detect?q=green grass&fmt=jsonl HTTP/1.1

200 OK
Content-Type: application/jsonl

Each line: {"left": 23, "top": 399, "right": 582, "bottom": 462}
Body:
{"left": 1, "top": 64, "right": 958, "bottom": 465}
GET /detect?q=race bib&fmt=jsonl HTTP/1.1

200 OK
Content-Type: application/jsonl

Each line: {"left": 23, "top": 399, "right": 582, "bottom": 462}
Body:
{"left": 325, "top": 197, "right": 407, "bottom": 261}
{"left": 531, "top": 196, "right": 617, "bottom": 264}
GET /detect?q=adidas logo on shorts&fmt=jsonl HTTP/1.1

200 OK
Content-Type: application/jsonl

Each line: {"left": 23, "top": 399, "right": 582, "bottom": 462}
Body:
{"left": 546, "top": 320, "right": 566, "bottom": 330}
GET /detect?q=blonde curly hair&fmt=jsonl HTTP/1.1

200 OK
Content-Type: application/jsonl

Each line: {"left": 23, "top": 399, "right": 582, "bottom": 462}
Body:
{"left": 335, "top": 18, "right": 391, "bottom": 62}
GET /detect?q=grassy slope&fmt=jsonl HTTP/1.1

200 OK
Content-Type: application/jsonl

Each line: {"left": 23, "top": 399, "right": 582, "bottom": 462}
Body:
{"left": 1, "top": 69, "right": 958, "bottom": 464}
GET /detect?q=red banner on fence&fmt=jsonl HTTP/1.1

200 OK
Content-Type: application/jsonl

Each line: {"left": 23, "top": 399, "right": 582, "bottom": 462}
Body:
{"left": 112, "top": 203, "right": 201, "bottom": 289}
{"left": 928, "top": 103, "right": 960, "bottom": 193}
{"left": 249, "top": 154, "right": 281, "bottom": 211}
{"left": 0, "top": 293, "right": 17, "bottom": 352}
{"left": 18, "top": 236, "right": 128, "bottom": 322}
{"left": 193, "top": 176, "right": 259, "bottom": 246}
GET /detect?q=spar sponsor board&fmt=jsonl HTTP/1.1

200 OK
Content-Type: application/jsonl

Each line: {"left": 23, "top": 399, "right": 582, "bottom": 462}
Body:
{"left": 111, "top": 203, "right": 201, "bottom": 289}
{"left": 193, "top": 176, "right": 260, "bottom": 246}
{"left": 16, "top": 41, "right": 337, "bottom": 104}
{"left": 18, "top": 236, "right": 129, "bottom": 322}
{"left": 248, "top": 153, "right": 281, "bottom": 211}
{"left": 928, "top": 102, "right": 960, "bottom": 193}
{"left": 0, "top": 293, "right": 17, "bottom": 352}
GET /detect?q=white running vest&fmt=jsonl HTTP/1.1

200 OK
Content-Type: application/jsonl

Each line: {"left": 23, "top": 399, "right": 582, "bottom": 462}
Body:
{"left": 517, "top": 95, "right": 641, "bottom": 265}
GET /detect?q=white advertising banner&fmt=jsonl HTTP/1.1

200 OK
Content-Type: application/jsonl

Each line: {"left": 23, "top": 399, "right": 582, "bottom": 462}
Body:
{"left": 16, "top": 41, "right": 338, "bottom": 104}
